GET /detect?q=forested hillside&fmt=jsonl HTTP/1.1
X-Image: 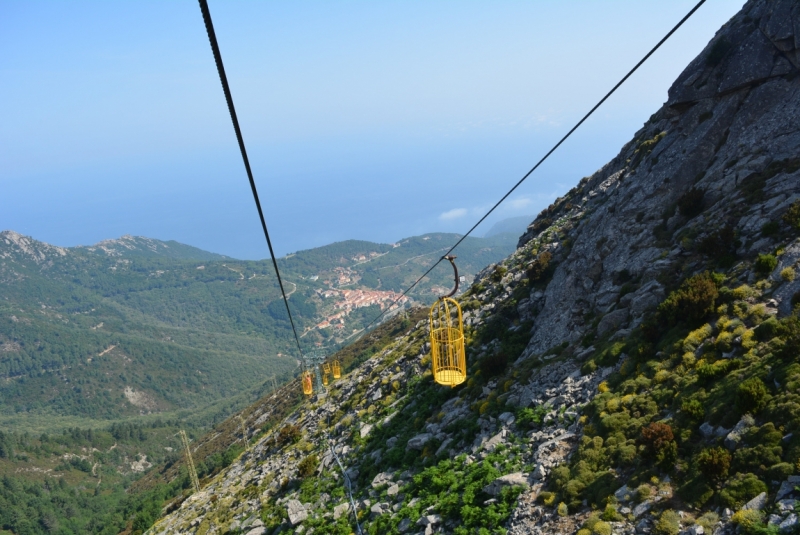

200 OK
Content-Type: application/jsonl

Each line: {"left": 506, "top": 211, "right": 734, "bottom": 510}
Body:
{"left": 0, "top": 229, "right": 514, "bottom": 427}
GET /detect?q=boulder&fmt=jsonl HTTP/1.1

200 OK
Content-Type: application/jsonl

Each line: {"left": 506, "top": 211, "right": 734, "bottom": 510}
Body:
{"left": 633, "top": 500, "right": 652, "bottom": 518}
{"left": 360, "top": 423, "right": 373, "bottom": 439}
{"left": 398, "top": 517, "right": 412, "bottom": 533}
{"left": 286, "top": 499, "right": 308, "bottom": 526}
{"left": 483, "top": 431, "right": 505, "bottom": 451}
{"left": 435, "top": 438, "right": 453, "bottom": 457}
{"left": 498, "top": 412, "right": 516, "bottom": 425}
{"left": 416, "top": 514, "right": 442, "bottom": 526}
{"left": 780, "top": 514, "right": 799, "bottom": 534}
{"left": 725, "top": 414, "right": 755, "bottom": 450}
{"left": 743, "top": 492, "right": 768, "bottom": 511}
{"left": 776, "top": 476, "right": 800, "bottom": 501}
{"left": 597, "top": 308, "right": 629, "bottom": 335}
{"left": 407, "top": 433, "right": 432, "bottom": 450}
{"left": 699, "top": 422, "right": 715, "bottom": 439}
{"left": 333, "top": 502, "right": 350, "bottom": 520}
{"left": 531, "top": 463, "right": 547, "bottom": 481}
{"left": 370, "top": 502, "right": 389, "bottom": 516}
{"left": 614, "top": 485, "right": 631, "bottom": 502}
{"left": 371, "top": 471, "right": 393, "bottom": 489}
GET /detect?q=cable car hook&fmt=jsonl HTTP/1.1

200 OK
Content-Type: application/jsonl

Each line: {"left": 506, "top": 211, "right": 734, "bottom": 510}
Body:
{"left": 441, "top": 255, "right": 459, "bottom": 299}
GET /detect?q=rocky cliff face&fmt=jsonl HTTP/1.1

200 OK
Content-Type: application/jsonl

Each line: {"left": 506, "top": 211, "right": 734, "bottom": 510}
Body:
{"left": 147, "top": 1, "right": 800, "bottom": 534}
{"left": 517, "top": 0, "right": 800, "bottom": 356}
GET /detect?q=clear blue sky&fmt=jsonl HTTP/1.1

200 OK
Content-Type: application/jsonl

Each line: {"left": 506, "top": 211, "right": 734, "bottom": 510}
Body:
{"left": 1, "top": 1, "right": 745, "bottom": 259}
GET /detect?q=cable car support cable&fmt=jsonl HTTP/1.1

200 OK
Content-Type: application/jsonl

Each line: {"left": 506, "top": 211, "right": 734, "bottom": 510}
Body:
{"left": 362, "top": 0, "right": 706, "bottom": 332}
{"left": 197, "top": 0, "right": 303, "bottom": 356}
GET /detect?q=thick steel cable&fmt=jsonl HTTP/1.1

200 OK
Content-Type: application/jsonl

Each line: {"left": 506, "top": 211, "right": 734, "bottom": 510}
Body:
{"left": 197, "top": 0, "right": 303, "bottom": 355}
{"left": 363, "top": 0, "right": 706, "bottom": 331}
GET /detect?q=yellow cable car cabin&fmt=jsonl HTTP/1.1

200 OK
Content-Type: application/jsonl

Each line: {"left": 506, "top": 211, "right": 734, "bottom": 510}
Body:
{"left": 332, "top": 359, "right": 341, "bottom": 379}
{"left": 322, "top": 362, "right": 331, "bottom": 376}
{"left": 302, "top": 370, "right": 313, "bottom": 395}
{"left": 429, "top": 256, "right": 467, "bottom": 387}
{"left": 322, "top": 370, "right": 329, "bottom": 386}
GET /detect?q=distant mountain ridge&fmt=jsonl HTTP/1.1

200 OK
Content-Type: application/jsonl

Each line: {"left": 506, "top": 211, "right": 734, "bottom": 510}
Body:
{"left": 1, "top": 230, "right": 230, "bottom": 262}
{"left": 80, "top": 234, "right": 231, "bottom": 261}
{"left": 483, "top": 215, "right": 536, "bottom": 238}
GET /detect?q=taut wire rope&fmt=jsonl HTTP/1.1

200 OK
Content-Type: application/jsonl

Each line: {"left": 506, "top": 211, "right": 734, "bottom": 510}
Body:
{"left": 362, "top": 0, "right": 707, "bottom": 331}
{"left": 197, "top": 0, "right": 304, "bottom": 356}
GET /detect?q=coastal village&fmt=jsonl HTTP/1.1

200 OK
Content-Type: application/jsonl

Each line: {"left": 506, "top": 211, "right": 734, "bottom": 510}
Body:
{"left": 303, "top": 252, "right": 407, "bottom": 332}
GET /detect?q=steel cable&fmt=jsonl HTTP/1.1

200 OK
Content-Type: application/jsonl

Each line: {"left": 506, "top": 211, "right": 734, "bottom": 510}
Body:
{"left": 197, "top": 0, "right": 304, "bottom": 356}
{"left": 362, "top": 0, "right": 707, "bottom": 331}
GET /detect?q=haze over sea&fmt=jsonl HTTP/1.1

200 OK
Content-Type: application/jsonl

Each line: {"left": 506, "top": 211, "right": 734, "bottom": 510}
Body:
{"left": 1, "top": 1, "right": 745, "bottom": 259}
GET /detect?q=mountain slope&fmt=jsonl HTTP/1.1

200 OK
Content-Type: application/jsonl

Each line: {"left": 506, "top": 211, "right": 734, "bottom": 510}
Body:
{"left": 0, "top": 230, "right": 515, "bottom": 427}
{"left": 145, "top": 1, "right": 800, "bottom": 534}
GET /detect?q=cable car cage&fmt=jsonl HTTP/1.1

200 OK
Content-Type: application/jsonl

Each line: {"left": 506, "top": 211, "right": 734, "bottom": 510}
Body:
{"left": 302, "top": 370, "right": 314, "bottom": 396}
{"left": 429, "top": 256, "right": 467, "bottom": 387}
{"left": 332, "top": 359, "right": 341, "bottom": 379}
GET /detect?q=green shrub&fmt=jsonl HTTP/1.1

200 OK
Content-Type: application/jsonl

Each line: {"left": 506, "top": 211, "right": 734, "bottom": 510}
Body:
{"left": 698, "top": 226, "right": 737, "bottom": 265}
{"left": 635, "top": 484, "right": 652, "bottom": 502}
{"left": 778, "top": 315, "right": 800, "bottom": 359}
{"left": 527, "top": 251, "right": 553, "bottom": 282}
{"left": 277, "top": 424, "right": 301, "bottom": 446}
{"left": 601, "top": 503, "right": 622, "bottom": 521}
{"left": 761, "top": 221, "right": 780, "bottom": 237}
{"left": 719, "top": 472, "right": 767, "bottom": 509}
{"left": 696, "top": 447, "right": 731, "bottom": 483}
{"left": 297, "top": 454, "right": 319, "bottom": 478}
{"left": 737, "top": 377, "right": 770, "bottom": 415}
{"left": 479, "top": 351, "right": 509, "bottom": 378}
{"left": 491, "top": 265, "right": 508, "bottom": 282}
{"left": 767, "top": 462, "right": 794, "bottom": 481}
{"left": 755, "top": 316, "right": 780, "bottom": 341}
{"left": 678, "top": 188, "right": 705, "bottom": 218}
{"left": 592, "top": 521, "right": 612, "bottom": 535}
{"left": 731, "top": 509, "right": 766, "bottom": 535}
{"left": 658, "top": 272, "right": 719, "bottom": 326}
{"left": 754, "top": 254, "right": 778, "bottom": 276}
{"left": 781, "top": 267, "right": 796, "bottom": 282}
{"left": 557, "top": 502, "right": 568, "bottom": 516}
{"left": 783, "top": 200, "right": 800, "bottom": 230}
{"left": 681, "top": 399, "right": 705, "bottom": 421}
{"left": 516, "top": 405, "right": 549, "bottom": 429}
{"left": 652, "top": 509, "right": 681, "bottom": 535}
{"left": 696, "top": 512, "right": 719, "bottom": 533}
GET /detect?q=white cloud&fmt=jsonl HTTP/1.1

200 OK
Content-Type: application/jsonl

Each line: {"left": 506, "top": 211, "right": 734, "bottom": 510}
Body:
{"left": 508, "top": 197, "right": 533, "bottom": 210}
{"left": 439, "top": 208, "right": 468, "bottom": 221}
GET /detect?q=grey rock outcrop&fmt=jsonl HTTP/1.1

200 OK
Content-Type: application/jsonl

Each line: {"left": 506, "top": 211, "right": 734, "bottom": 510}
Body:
{"left": 286, "top": 500, "right": 308, "bottom": 526}
{"left": 514, "top": 0, "right": 800, "bottom": 358}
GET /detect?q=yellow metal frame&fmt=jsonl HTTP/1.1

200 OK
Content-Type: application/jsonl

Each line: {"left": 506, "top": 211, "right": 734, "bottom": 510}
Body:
{"left": 302, "top": 370, "right": 313, "bottom": 396}
{"left": 332, "top": 359, "right": 341, "bottom": 379}
{"left": 322, "top": 362, "right": 331, "bottom": 375}
{"left": 429, "top": 297, "right": 466, "bottom": 387}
